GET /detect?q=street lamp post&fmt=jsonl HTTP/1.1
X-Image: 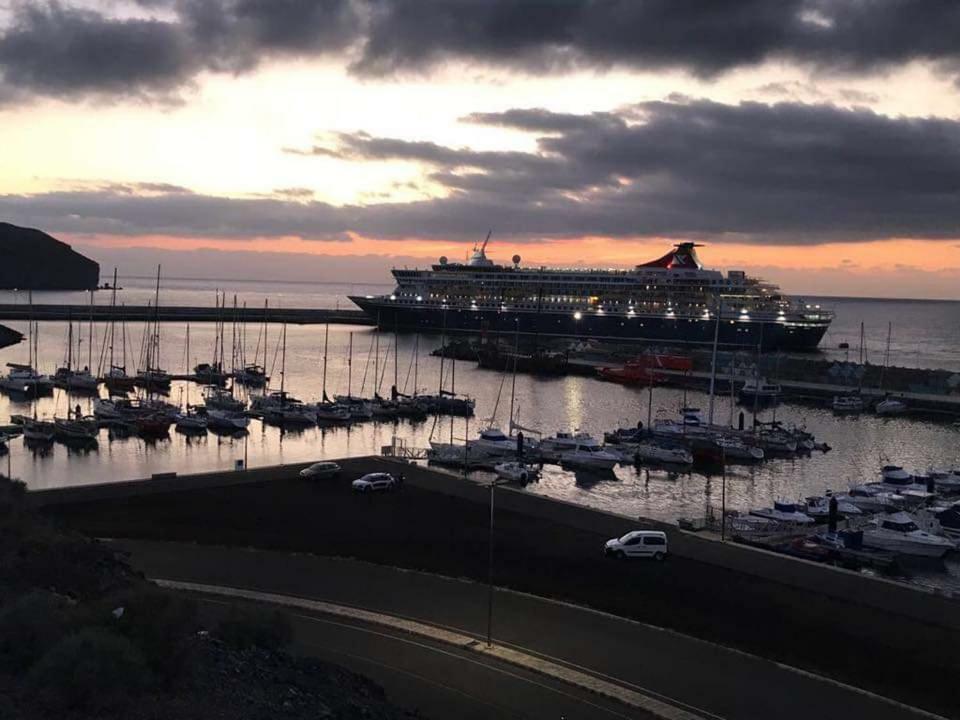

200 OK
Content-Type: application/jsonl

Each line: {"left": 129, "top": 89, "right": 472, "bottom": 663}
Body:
{"left": 486, "top": 478, "right": 507, "bottom": 647}
{"left": 720, "top": 446, "right": 727, "bottom": 541}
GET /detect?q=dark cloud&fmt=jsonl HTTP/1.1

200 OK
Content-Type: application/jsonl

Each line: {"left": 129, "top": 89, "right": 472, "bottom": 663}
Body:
{"left": 4, "top": 98, "right": 960, "bottom": 245}
{"left": 2, "top": 1, "right": 960, "bottom": 104}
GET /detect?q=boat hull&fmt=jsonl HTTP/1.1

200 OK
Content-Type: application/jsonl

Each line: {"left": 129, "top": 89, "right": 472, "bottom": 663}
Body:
{"left": 349, "top": 298, "right": 830, "bottom": 352}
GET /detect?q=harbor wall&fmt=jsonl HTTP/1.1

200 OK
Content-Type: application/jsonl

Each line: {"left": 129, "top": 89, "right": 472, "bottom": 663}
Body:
{"left": 31, "top": 456, "right": 959, "bottom": 630}
{"left": 34, "top": 456, "right": 960, "bottom": 714}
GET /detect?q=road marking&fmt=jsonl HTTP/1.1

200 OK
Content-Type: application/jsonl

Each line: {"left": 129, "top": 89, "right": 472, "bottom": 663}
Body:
{"left": 159, "top": 579, "right": 710, "bottom": 720}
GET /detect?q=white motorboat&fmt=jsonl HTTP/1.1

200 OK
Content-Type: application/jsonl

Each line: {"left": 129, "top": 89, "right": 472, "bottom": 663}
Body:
{"left": 715, "top": 436, "right": 765, "bottom": 462}
{"left": 836, "top": 486, "right": 900, "bottom": 514}
{"left": 749, "top": 501, "right": 815, "bottom": 525}
{"left": 738, "top": 377, "right": 782, "bottom": 403}
{"left": 922, "top": 470, "right": 960, "bottom": 493}
{"left": 206, "top": 409, "right": 250, "bottom": 431}
{"left": 494, "top": 461, "right": 538, "bottom": 484}
{"left": 832, "top": 394, "right": 863, "bottom": 413}
{"left": 468, "top": 427, "right": 522, "bottom": 457}
{"left": 560, "top": 443, "right": 620, "bottom": 471}
{"left": 861, "top": 512, "right": 954, "bottom": 558}
{"left": 875, "top": 397, "right": 908, "bottom": 416}
{"left": 539, "top": 431, "right": 596, "bottom": 460}
{"left": 634, "top": 441, "right": 694, "bottom": 465}
{"left": 804, "top": 494, "right": 863, "bottom": 519}
{"left": 881, "top": 465, "right": 912, "bottom": 483}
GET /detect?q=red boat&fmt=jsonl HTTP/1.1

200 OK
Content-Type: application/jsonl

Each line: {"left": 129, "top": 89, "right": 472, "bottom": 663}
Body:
{"left": 597, "top": 354, "right": 692, "bottom": 385}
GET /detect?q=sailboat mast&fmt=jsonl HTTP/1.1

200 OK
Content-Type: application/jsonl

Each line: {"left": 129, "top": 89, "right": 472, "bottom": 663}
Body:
{"left": 280, "top": 323, "right": 287, "bottom": 395}
{"left": 321, "top": 321, "right": 330, "bottom": 402}
{"left": 706, "top": 295, "right": 722, "bottom": 425}
{"left": 347, "top": 332, "right": 353, "bottom": 398}
{"left": 508, "top": 324, "right": 519, "bottom": 431}
{"left": 87, "top": 290, "right": 94, "bottom": 370}
{"left": 185, "top": 323, "right": 191, "bottom": 407}
{"left": 152, "top": 264, "right": 161, "bottom": 371}
{"left": 108, "top": 268, "right": 118, "bottom": 371}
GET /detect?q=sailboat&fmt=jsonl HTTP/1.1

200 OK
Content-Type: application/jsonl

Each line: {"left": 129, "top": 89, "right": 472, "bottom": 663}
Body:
{"left": 135, "top": 266, "right": 172, "bottom": 391}
{"left": 234, "top": 299, "right": 269, "bottom": 387}
{"left": 101, "top": 271, "right": 137, "bottom": 394}
{"left": 262, "top": 323, "right": 315, "bottom": 425}
{"left": 1, "top": 293, "right": 54, "bottom": 396}
{"left": 417, "top": 314, "right": 475, "bottom": 416}
{"left": 54, "top": 295, "right": 98, "bottom": 393}
{"left": 874, "top": 322, "right": 908, "bottom": 415}
{"left": 315, "top": 322, "right": 350, "bottom": 422}
{"left": 333, "top": 332, "right": 374, "bottom": 419}
{"left": 176, "top": 324, "right": 208, "bottom": 432}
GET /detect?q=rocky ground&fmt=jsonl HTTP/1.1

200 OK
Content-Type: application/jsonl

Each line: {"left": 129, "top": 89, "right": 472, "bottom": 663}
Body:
{"left": 0, "top": 475, "right": 421, "bottom": 720}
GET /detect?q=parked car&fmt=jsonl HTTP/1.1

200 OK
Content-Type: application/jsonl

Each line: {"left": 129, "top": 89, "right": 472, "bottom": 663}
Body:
{"left": 604, "top": 531, "right": 668, "bottom": 560}
{"left": 299, "top": 461, "right": 341, "bottom": 479}
{"left": 352, "top": 472, "right": 398, "bottom": 493}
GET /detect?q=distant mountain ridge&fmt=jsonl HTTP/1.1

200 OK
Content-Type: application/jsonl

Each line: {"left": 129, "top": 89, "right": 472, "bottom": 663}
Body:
{"left": 0, "top": 222, "right": 99, "bottom": 290}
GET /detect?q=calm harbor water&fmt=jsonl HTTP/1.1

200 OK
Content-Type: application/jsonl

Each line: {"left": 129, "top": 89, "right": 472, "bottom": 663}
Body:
{"left": 2, "top": 278, "right": 959, "bottom": 589}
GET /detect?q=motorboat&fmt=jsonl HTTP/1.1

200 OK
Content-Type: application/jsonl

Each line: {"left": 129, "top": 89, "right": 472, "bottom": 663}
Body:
{"left": 919, "top": 505, "right": 960, "bottom": 541}
{"left": 202, "top": 386, "right": 245, "bottom": 413}
{"left": 921, "top": 470, "right": 960, "bottom": 494}
{"left": 738, "top": 377, "right": 782, "bottom": 404}
{"left": 603, "top": 426, "right": 646, "bottom": 445}
{"left": 468, "top": 427, "right": 522, "bottom": 457}
{"left": 832, "top": 394, "right": 864, "bottom": 413}
{"left": 755, "top": 430, "right": 797, "bottom": 455}
{"left": 715, "top": 436, "right": 765, "bottom": 462}
{"left": 633, "top": 441, "right": 694, "bottom": 465}
{"left": 749, "top": 501, "right": 815, "bottom": 525}
{"left": 206, "top": 409, "right": 250, "bottom": 431}
{"left": 875, "top": 397, "right": 908, "bottom": 416}
{"left": 861, "top": 512, "right": 954, "bottom": 558}
{"left": 560, "top": 443, "right": 620, "bottom": 471}
{"left": 540, "top": 431, "right": 597, "bottom": 460}
{"left": 835, "top": 486, "right": 901, "bottom": 514}
{"left": 881, "top": 465, "right": 912, "bottom": 483}
{"left": 803, "top": 494, "right": 863, "bottom": 519}
{"left": 494, "top": 461, "right": 538, "bottom": 484}
{"left": 1, "top": 363, "right": 54, "bottom": 396}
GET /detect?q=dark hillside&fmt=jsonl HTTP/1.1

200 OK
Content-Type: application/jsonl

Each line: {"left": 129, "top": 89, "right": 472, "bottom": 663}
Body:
{"left": 0, "top": 223, "right": 99, "bottom": 290}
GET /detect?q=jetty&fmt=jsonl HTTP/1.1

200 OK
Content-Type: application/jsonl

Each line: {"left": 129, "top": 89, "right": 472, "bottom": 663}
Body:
{"left": 0, "top": 304, "right": 372, "bottom": 325}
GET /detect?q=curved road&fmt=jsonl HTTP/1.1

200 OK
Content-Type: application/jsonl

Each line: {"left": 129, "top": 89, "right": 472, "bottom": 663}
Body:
{"left": 117, "top": 539, "right": 941, "bottom": 720}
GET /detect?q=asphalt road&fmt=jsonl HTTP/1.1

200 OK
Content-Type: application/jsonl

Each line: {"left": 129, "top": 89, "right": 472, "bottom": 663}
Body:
{"left": 118, "top": 539, "right": 937, "bottom": 720}
{"left": 198, "top": 593, "right": 654, "bottom": 720}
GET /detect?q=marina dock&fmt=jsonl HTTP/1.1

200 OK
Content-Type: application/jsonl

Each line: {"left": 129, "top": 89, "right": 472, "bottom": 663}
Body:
{"left": 0, "top": 304, "right": 372, "bottom": 325}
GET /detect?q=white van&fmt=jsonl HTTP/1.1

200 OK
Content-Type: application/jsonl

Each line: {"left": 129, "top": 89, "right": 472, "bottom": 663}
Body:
{"left": 604, "top": 530, "right": 668, "bottom": 561}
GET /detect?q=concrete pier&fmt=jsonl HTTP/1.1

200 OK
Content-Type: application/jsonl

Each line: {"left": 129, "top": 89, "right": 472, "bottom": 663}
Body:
{"left": 0, "top": 304, "right": 372, "bottom": 325}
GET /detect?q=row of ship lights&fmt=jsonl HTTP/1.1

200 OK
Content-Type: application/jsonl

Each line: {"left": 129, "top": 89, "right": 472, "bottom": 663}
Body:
{"left": 374, "top": 291, "right": 820, "bottom": 324}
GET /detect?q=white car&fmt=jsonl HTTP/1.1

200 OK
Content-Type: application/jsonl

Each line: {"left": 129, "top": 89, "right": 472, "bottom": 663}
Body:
{"left": 300, "top": 461, "right": 341, "bottom": 479}
{"left": 352, "top": 472, "right": 398, "bottom": 493}
{"left": 604, "top": 531, "right": 668, "bottom": 561}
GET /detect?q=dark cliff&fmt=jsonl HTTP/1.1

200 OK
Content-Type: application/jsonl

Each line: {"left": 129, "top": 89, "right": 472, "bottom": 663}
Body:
{"left": 0, "top": 222, "right": 99, "bottom": 290}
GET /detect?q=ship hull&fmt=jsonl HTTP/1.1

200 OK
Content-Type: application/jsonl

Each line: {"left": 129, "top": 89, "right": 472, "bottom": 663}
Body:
{"left": 349, "top": 298, "right": 829, "bottom": 352}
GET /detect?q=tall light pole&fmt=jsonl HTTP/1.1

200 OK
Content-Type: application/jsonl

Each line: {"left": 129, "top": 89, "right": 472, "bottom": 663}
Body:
{"left": 486, "top": 477, "right": 507, "bottom": 647}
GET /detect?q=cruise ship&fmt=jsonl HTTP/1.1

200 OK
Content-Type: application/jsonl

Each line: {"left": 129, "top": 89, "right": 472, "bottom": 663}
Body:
{"left": 350, "top": 240, "right": 832, "bottom": 351}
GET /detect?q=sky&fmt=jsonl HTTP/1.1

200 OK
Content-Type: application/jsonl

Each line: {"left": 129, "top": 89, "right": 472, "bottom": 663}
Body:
{"left": 1, "top": 1, "right": 960, "bottom": 299}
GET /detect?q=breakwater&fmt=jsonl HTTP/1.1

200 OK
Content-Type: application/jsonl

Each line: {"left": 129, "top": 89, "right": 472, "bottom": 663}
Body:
{"left": 0, "top": 304, "right": 372, "bottom": 325}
